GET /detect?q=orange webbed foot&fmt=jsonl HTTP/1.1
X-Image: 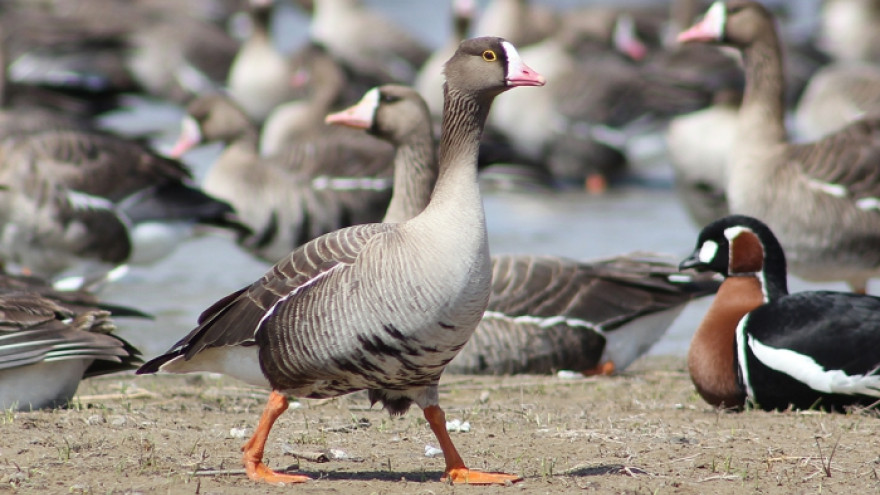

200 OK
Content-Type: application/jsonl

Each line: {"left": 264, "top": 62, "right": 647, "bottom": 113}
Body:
{"left": 582, "top": 360, "right": 616, "bottom": 376}
{"left": 442, "top": 467, "right": 522, "bottom": 485}
{"left": 244, "top": 460, "right": 311, "bottom": 485}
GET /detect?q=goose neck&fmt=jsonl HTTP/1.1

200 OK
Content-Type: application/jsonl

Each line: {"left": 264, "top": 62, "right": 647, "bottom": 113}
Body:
{"left": 383, "top": 132, "right": 438, "bottom": 223}
{"left": 738, "top": 35, "right": 787, "bottom": 144}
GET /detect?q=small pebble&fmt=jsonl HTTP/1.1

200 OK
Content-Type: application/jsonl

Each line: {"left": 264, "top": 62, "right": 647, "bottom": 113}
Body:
{"left": 424, "top": 445, "right": 443, "bottom": 458}
{"left": 109, "top": 416, "right": 126, "bottom": 427}
{"left": 556, "top": 370, "right": 582, "bottom": 380}
{"left": 229, "top": 427, "right": 249, "bottom": 439}
{"left": 86, "top": 415, "right": 105, "bottom": 426}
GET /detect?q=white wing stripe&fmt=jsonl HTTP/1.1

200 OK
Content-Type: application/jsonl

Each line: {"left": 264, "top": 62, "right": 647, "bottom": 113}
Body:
{"left": 482, "top": 310, "right": 605, "bottom": 335}
{"left": 747, "top": 334, "right": 880, "bottom": 396}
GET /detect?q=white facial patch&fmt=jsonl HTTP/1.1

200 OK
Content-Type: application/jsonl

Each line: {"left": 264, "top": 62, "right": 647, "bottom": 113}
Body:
{"left": 359, "top": 87, "right": 381, "bottom": 123}
{"left": 179, "top": 114, "right": 202, "bottom": 145}
{"left": 501, "top": 41, "right": 525, "bottom": 81}
{"left": 723, "top": 226, "right": 748, "bottom": 242}
{"left": 703, "top": 1, "right": 727, "bottom": 39}
{"left": 698, "top": 240, "right": 719, "bottom": 263}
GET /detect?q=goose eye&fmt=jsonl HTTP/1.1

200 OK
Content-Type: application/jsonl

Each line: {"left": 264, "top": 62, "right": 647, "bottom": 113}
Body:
{"left": 380, "top": 93, "right": 398, "bottom": 104}
{"left": 482, "top": 50, "right": 497, "bottom": 62}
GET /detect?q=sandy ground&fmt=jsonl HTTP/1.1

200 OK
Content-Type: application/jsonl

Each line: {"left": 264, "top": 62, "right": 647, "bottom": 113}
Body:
{"left": 2, "top": 356, "right": 878, "bottom": 494}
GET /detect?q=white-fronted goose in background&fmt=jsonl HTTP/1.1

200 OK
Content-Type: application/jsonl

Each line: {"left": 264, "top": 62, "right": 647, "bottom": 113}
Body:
{"left": 138, "top": 37, "right": 544, "bottom": 485}
{"left": 226, "top": 0, "right": 297, "bottom": 123}
{"left": 327, "top": 84, "right": 721, "bottom": 376}
{"left": 0, "top": 127, "right": 249, "bottom": 289}
{"left": 0, "top": 271, "right": 144, "bottom": 411}
{"left": 794, "top": 62, "right": 880, "bottom": 140}
{"left": 306, "top": 0, "right": 430, "bottom": 85}
{"left": 172, "top": 93, "right": 395, "bottom": 263}
{"left": 819, "top": 0, "right": 880, "bottom": 64}
{"left": 679, "top": 1, "right": 880, "bottom": 294}
{"left": 681, "top": 215, "right": 880, "bottom": 411}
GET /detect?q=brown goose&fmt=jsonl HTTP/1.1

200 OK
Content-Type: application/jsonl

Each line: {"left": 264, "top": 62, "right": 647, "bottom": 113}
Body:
{"left": 327, "top": 84, "right": 721, "bottom": 376}
{"left": 0, "top": 127, "right": 249, "bottom": 288}
{"left": 172, "top": 94, "right": 395, "bottom": 262}
{"left": 679, "top": 1, "right": 880, "bottom": 294}
{"left": 137, "top": 37, "right": 544, "bottom": 485}
{"left": 0, "top": 271, "right": 144, "bottom": 411}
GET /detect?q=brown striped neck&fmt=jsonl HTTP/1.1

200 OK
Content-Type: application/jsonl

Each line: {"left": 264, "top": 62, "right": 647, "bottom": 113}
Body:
{"left": 738, "top": 28, "right": 787, "bottom": 145}
{"left": 383, "top": 132, "right": 438, "bottom": 223}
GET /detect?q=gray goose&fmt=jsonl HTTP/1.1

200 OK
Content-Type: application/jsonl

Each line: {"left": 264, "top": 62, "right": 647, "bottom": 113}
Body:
{"left": 680, "top": 1, "right": 880, "bottom": 294}
{"left": 226, "top": 0, "right": 297, "bottom": 123}
{"left": 794, "top": 62, "right": 880, "bottom": 141}
{"left": 819, "top": 0, "right": 880, "bottom": 64}
{"left": 137, "top": 37, "right": 544, "bottom": 485}
{"left": 327, "top": 84, "right": 721, "bottom": 376}
{"left": 172, "top": 94, "right": 395, "bottom": 262}
{"left": 0, "top": 127, "right": 249, "bottom": 289}
{"left": 0, "top": 271, "right": 144, "bottom": 411}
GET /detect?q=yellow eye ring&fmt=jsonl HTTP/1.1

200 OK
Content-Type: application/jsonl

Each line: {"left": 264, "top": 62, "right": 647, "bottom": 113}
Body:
{"left": 482, "top": 50, "right": 497, "bottom": 62}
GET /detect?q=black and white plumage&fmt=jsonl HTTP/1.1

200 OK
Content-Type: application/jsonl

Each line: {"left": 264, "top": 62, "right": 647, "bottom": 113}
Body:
{"left": 138, "top": 37, "right": 544, "bottom": 485}
{"left": 0, "top": 272, "right": 144, "bottom": 410}
{"left": 324, "top": 84, "right": 720, "bottom": 376}
{"left": 680, "top": 214, "right": 880, "bottom": 412}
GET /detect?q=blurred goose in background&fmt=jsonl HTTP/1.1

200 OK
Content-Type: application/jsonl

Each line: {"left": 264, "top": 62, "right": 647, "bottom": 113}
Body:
{"left": 226, "top": 0, "right": 298, "bottom": 123}
{"left": 681, "top": 215, "right": 880, "bottom": 412}
{"left": 172, "top": 94, "right": 394, "bottom": 262}
{"left": 305, "top": 0, "right": 430, "bottom": 85}
{"left": 794, "top": 62, "right": 880, "bottom": 140}
{"left": 0, "top": 271, "right": 145, "bottom": 411}
{"left": 138, "top": 37, "right": 542, "bottom": 485}
{"left": 0, "top": 127, "right": 250, "bottom": 289}
{"left": 818, "top": 0, "right": 880, "bottom": 64}
{"left": 679, "top": 1, "right": 880, "bottom": 294}
{"left": 473, "top": 0, "right": 559, "bottom": 47}
{"left": 328, "top": 84, "right": 721, "bottom": 376}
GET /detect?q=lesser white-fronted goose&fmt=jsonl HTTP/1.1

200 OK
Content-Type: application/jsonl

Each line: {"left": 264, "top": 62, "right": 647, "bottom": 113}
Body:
{"left": 679, "top": 1, "right": 880, "bottom": 294}
{"left": 226, "top": 0, "right": 297, "bottom": 123}
{"left": 138, "top": 37, "right": 544, "bottom": 485}
{"left": 794, "top": 62, "right": 880, "bottom": 140}
{"left": 0, "top": 271, "right": 144, "bottom": 410}
{"left": 327, "top": 84, "right": 721, "bottom": 376}
{"left": 0, "top": 127, "right": 249, "bottom": 288}
{"left": 681, "top": 214, "right": 880, "bottom": 411}
{"left": 172, "top": 94, "right": 395, "bottom": 262}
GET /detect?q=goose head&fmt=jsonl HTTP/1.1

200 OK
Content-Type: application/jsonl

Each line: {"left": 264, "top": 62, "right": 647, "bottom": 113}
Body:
{"left": 170, "top": 94, "right": 252, "bottom": 157}
{"left": 325, "top": 85, "right": 432, "bottom": 145}
{"left": 443, "top": 37, "right": 545, "bottom": 98}
{"left": 680, "top": 214, "right": 788, "bottom": 298}
{"left": 677, "top": 1, "right": 776, "bottom": 49}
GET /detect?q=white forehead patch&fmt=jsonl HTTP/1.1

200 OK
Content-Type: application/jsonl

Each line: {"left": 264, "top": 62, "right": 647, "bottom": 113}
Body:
{"left": 698, "top": 240, "right": 719, "bottom": 263}
{"left": 501, "top": 41, "right": 525, "bottom": 78}
{"left": 704, "top": 1, "right": 727, "bottom": 39}
{"left": 180, "top": 114, "right": 202, "bottom": 144}
{"left": 360, "top": 87, "right": 381, "bottom": 121}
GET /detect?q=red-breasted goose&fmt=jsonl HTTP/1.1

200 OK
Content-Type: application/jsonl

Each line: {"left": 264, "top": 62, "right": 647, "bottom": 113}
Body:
{"left": 679, "top": 1, "right": 880, "bottom": 294}
{"left": 0, "top": 271, "right": 144, "bottom": 411}
{"left": 138, "top": 37, "right": 544, "bottom": 485}
{"left": 681, "top": 214, "right": 880, "bottom": 411}
{"left": 327, "top": 85, "right": 720, "bottom": 376}
{"left": 172, "top": 94, "right": 395, "bottom": 262}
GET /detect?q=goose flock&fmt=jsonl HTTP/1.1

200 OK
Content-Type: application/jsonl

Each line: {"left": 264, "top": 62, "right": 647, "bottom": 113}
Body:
{"left": 3, "top": 0, "right": 880, "bottom": 486}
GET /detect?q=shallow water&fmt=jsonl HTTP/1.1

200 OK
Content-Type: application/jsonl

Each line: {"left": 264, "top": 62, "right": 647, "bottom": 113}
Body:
{"left": 96, "top": 0, "right": 840, "bottom": 362}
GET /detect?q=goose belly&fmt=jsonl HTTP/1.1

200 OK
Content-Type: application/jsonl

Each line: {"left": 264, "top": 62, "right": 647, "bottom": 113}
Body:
{"left": 0, "top": 360, "right": 91, "bottom": 410}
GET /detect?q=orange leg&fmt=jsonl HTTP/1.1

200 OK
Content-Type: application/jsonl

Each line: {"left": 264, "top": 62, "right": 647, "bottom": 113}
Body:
{"left": 423, "top": 405, "right": 521, "bottom": 485}
{"left": 582, "top": 360, "right": 616, "bottom": 377}
{"left": 241, "top": 391, "right": 311, "bottom": 484}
